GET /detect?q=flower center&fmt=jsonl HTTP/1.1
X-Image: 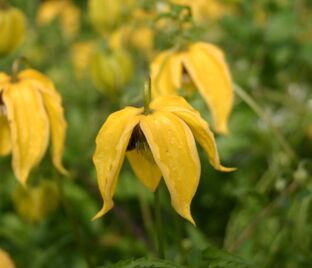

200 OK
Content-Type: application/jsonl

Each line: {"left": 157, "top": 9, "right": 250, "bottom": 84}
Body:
{"left": 127, "top": 124, "right": 149, "bottom": 151}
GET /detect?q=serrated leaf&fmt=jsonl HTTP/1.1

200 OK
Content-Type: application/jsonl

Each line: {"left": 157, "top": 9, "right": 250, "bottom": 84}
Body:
{"left": 99, "top": 258, "right": 188, "bottom": 268}
{"left": 198, "top": 245, "right": 256, "bottom": 268}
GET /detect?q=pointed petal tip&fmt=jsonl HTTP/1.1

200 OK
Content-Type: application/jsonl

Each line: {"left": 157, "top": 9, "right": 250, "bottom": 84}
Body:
{"left": 219, "top": 165, "right": 237, "bottom": 172}
{"left": 92, "top": 202, "right": 113, "bottom": 221}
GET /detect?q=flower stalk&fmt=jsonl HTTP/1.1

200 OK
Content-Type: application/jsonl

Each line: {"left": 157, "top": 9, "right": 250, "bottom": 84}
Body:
{"left": 154, "top": 186, "right": 165, "bottom": 259}
{"left": 144, "top": 77, "right": 152, "bottom": 115}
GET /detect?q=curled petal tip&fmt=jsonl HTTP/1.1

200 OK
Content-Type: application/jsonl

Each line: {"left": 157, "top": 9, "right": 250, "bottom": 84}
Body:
{"left": 92, "top": 202, "right": 113, "bottom": 221}
{"left": 219, "top": 165, "right": 237, "bottom": 172}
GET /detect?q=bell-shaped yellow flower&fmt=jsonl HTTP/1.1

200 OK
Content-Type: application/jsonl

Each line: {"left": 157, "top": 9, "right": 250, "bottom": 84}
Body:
{"left": 0, "top": 69, "right": 67, "bottom": 184}
{"left": 93, "top": 95, "right": 233, "bottom": 224}
{"left": 151, "top": 42, "right": 233, "bottom": 134}
{"left": 0, "top": 249, "right": 16, "bottom": 268}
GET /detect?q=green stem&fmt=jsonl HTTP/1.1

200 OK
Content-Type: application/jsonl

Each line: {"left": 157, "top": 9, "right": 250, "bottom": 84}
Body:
{"left": 144, "top": 77, "right": 152, "bottom": 115}
{"left": 234, "top": 84, "right": 298, "bottom": 163}
{"left": 154, "top": 187, "right": 165, "bottom": 259}
{"left": 56, "top": 176, "right": 95, "bottom": 268}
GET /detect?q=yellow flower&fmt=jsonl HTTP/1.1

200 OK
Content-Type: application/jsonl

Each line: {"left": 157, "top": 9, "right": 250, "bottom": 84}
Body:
{"left": 37, "top": 0, "right": 80, "bottom": 40}
{"left": 151, "top": 42, "right": 233, "bottom": 134}
{"left": 13, "top": 179, "right": 60, "bottom": 223}
{"left": 93, "top": 95, "right": 233, "bottom": 224}
{"left": 0, "top": 69, "right": 67, "bottom": 184}
{"left": 0, "top": 6, "right": 26, "bottom": 57}
{"left": 171, "top": 0, "right": 230, "bottom": 23}
{"left": 0, "top": 249, "right": 16, "bottom": 268}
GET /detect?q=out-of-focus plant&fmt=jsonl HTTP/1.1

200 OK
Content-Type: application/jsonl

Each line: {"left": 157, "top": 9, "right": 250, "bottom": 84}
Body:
{"left": 0, "top": 3, "right": 26, "bottom": 57}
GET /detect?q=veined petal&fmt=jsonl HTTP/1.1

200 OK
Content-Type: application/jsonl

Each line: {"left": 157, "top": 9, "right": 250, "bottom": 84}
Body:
{"left": 19, "top": 69, "right": 68, "bottom": 174}
{"left": 18, "top": 69, "right": 59, "bottom": 96}
{"left": 151, "top": 95, "right": 234, "bottom": 171}
{"left": 0, "top": 113, "right": 11, "bottom": 156}
{"left": 150, "top": 51, "right": 182, "bottom": 97}
{"left": 150, "top": 95, "right": 197, "bottom": 112}
{"left": 183, "top": 42, "right": 233, "bottom": 134}
{"left": 127, "top": 149, "right": 161, "bottom": 192}
{"left": 3, "top": 82, "right": 50, "bottom": 185}
{"left": 0, "top": 73, "right": 10, "bottom": 87}
{"left": 41, "top": 90, "right": 68, "bottom": 174}
{"left": 93, "top": 107, "right": 142, "bottom": 220}
{"left": 140, "top": 111, "right": 200, "bottom": 224}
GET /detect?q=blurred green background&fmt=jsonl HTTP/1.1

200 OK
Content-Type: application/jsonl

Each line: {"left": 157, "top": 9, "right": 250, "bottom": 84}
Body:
{"left": 0, "top": 0, "right": 311, "bottom": 267}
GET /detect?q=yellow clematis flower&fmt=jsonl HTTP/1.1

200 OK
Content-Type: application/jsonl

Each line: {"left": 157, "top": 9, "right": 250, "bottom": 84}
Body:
{"left": 0, "top": 69, "right": 67, "bottom": 184}
{"left": 93, "top": 95, "right": 233, "bottom": 224}
{"left": 150, "top": 42, "right": 233, "bottom": 134}
{"left": 171, "top": 0, "right": 230, "bottom": 23}
{"left": 0, "top": 248, "right": 16, "bottom": 268}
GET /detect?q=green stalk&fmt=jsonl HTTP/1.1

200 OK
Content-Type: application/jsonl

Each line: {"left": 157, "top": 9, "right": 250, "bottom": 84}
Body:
{"left": 154, "top": 186, "right": 165, "bottom": 259}
{"left": 234, "top": 84, "right": 298, "bottom": 163}
{"left": 56, "top": 176, "right": 95, "bottom": 268}
{"left": 144, "top": 77, "right": 152, "bottom": 115}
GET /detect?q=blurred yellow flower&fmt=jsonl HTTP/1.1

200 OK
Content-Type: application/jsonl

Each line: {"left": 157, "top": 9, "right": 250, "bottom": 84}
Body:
{"left": 90, "top": 49, "right": 133, "bottom": 97}
{"left": 0, "top": 6, "right": 26, "bottom": 57}
{"left": 37, "top": 0, "right": 80, "bottom": 39}
{"left": 71, "top": 41, "right": 96, "bottom": 79}
{"left": 151, "top": 42, "right": 233, "bottom": 134}
{"left": 171, "top": 0, "right": 230, "bottom": 23}
{"left": 0, "top": 69, "right": 67, "bottom": 184}
{"left": 109, "top": 25, "right": 155, "bottom": 59}
{"left": 13, "top": 179, "right": 60, "bottom": 223}
{"left": 0, "top": 249, "right": 15, "bottom": 268}
{"left": 93, "top": 95, "right": 233, "bottom": 224}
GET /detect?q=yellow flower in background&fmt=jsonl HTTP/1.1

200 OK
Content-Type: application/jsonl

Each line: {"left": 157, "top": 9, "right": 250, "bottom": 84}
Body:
{"left": 0, "top": 69, "right": 67, "bottom": 184}
{"left": 151, "top": 42, "right": 233, "bottom": 134}
{"left": 90, "top": 49, "right": 134, "bottom": 98}
{"left": 13, "top": 179, "right": 60, "bottom": 223}
{"left": 0, "top": 249, "right": 16, "bottom": 268}
{"left": 37, "top": 0, "right": 80, "bottom": 40}
{"left": 71, "top": 41, "right": 96, "bottom": 79}
{"left": 109, "top": 25, "right": 155, "bottom": 59}
{"left": 0, "top": 6, "right": 26, "bottom": 57}
{"left": 93, "top": 95, "right": 234, "bottom": 224}
{"left": 171, "top": 0, "right": 230, "bottom": 23}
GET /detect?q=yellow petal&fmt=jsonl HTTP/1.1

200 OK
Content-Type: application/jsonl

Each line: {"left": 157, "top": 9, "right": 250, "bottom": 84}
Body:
{"left": 183, "top": 42, "right": 233, "bottom": 134}
{"left": 0, "top": 248, "right": 16, "bottom": 268}
{"left": 127, "top": 149, "right": 161, "bottom": 192}
{"left": 0, "top": 73, "right": 10, "bottom": 86}
{"left": 18, "top": 69, "right": 59, "bottom": 96}
{"left": 150, "top": 51, "right": 182, "bottom": 97}
{"left": 19, "top": 69, "right": 68, "bottom": 174}
{"left": 93, "top": 107, "right": 142, "bottom": 220}
{"left": 140, "top": 111, "right": 200, "bottom": 224}
{"left": 0, "top": 113, "right": 11, "bottom": 156}
{"left": 3, "top": 82, "right": 50, "bottom": 185}
{"left": 151, "top": 96, "right": 234, "bottom": 172}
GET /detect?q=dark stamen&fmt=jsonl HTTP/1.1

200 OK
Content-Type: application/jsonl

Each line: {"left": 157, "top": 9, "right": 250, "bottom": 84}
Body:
{"left": 127, "top": 124, "right": 149, "bottom": 152}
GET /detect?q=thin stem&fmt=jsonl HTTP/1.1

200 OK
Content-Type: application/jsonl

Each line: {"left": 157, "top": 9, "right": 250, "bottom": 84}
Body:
{"left": 154, "top": 187, "right": 165, "bottom": 259}
{"left": 234, "top": 84, "right": 298, "bottom": 163}
{"left": 144, "top": 77, "right": 152, "bottom": 115}
{"left": 56, "top": 176, "right": 95, "bottom": 268}
{"left": 11, "top": 57, "right": 30, "bottom": 82}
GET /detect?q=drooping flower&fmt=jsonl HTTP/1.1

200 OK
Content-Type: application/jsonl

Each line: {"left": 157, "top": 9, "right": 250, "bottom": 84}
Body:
{"left": 37, "top": 0, "right": 80, "bottom": 40}
{"left": 0, "top": 248, "right": 16, "bottom": 268}
{"left": 150, "top": 42, "right": 233, "bottom": 134}
{"left": 0, "top": 69, "right": 67, "bottom": 184}
{"left": 93, "top": 95, "right": 234, "bottom": 224}
{"left": 0, "top": 5, "right": 26, "bottom": 57}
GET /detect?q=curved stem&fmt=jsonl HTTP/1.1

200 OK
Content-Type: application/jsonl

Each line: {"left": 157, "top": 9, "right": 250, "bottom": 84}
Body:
{"left": 234, "top": 84, "right": 298, "bottom": 163}
{"left": 56, "top": 176, "right": 95, "bottom": 268}
{"left": 154, "top": 187, "right": 165, "bottom": 259}
{"left": 144, "top": 77, "right": 152, "bottom": 115}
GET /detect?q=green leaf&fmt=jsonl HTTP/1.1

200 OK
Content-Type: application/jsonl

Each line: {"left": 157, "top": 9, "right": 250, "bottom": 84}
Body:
{"left": 100, "top": 258, "right": 188, "bottom": 268}
{"left": 198, "top": 245, "right": 256, "bottom": 268}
